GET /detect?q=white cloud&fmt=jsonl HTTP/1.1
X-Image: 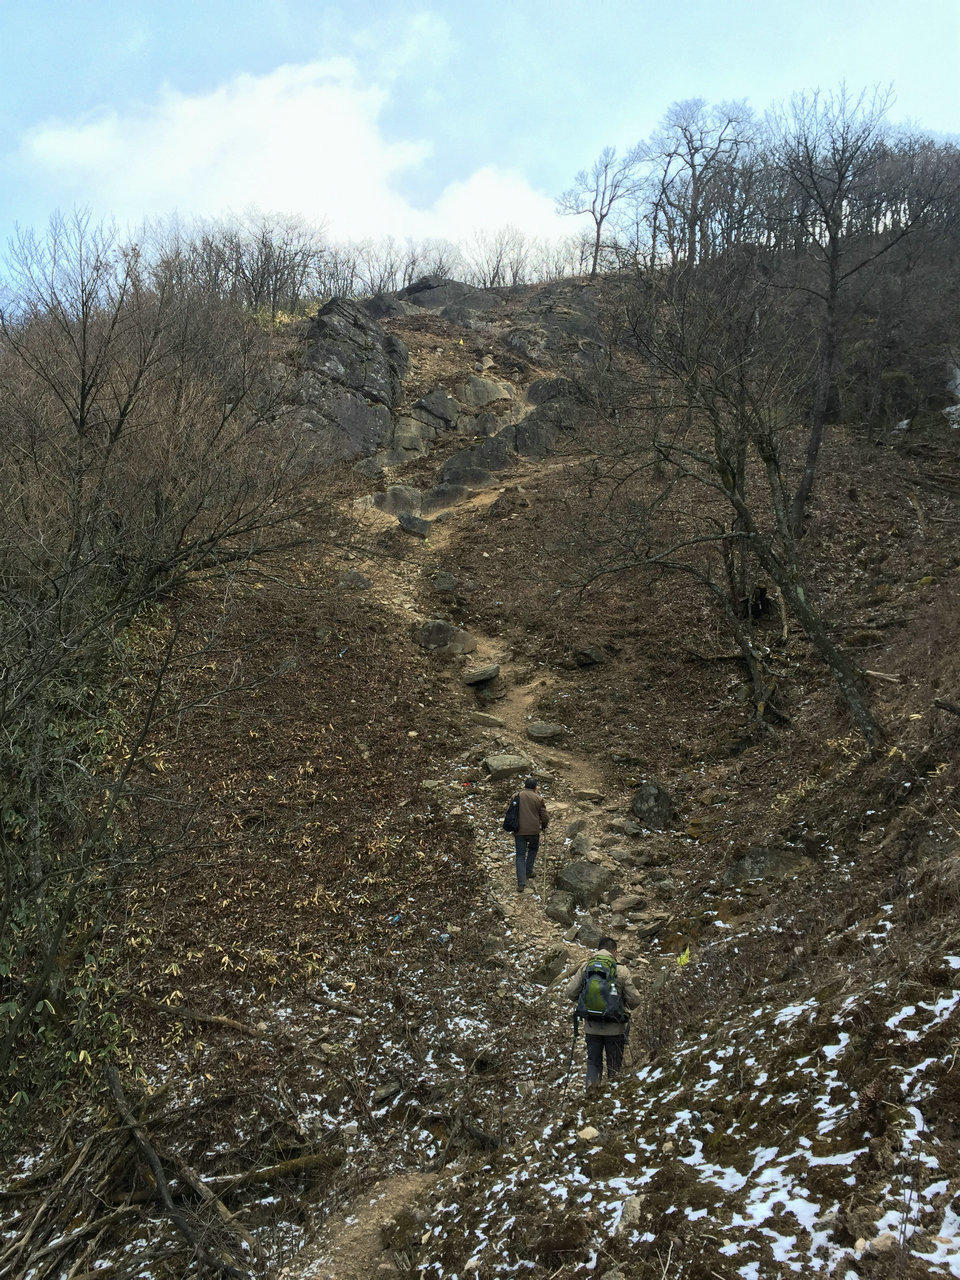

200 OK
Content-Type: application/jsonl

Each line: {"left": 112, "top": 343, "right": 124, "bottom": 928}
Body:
{"left": 19, "top": 37, "right": 569, "bottom": 246}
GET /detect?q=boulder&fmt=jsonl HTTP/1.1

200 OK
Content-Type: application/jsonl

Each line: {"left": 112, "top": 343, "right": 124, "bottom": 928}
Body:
{"left": 611, "top": 894, "right": 645, "bottom": 914}
{"left": 436, "top": 461, "right": 496, "bottom": 489}
{"left": 556, "top": 860, "right": 615, "bottom": 907}
{"left": 530, "top": 945, "right": 569, "bottom": 986}
{"left": 391, "top": 420, "right": 425, "bottom": 452}
{"left": 469, "top": 711, "right": 506, "bottom": 728}
{"left": 513, "top": 398, "right": 580, "bottom": 459}
{"left": 569, "top": 833, "right": 591, "bottom": 856}
{"left": 411, "top": 619, "right": 478, "bottom": 654}
{"left": 363, "top": 294, "right": 417, "bottom": 320}
{"left": 631, "top": 781, "right": 676, "bottom": 830}
{"left": 576, "top": 917, "right": 603, "bottom": 948}
{"left": 573, "top": 645, "right": 606, "bottom": 667}
{"left": 633, "top": 908, "right": 670, "bottom": 938}
{"left": 339, "top": 569, "right": 372, "bottom": 590}
{"left": 482, "top": 753, "right": 533, "bottom": 781}
{"left": 456, "top": 375, "right": 514, "bottom": 408}
{"left": 526, "top": 721, "right": 565, "bottom": 742}
{"left": 373, "top": 485, "right": 422, "bottom": 517}
{"left": 545, "top": 891, "right": 576, "bottom": 926}
{"left": 607, "top": 817, "right": 643, "bottom": 837}
{"left": 397, "top": 512, "right": 432, "bottom": 539}
{"left": 463, "top": 663, "right": 500, "bottom": 686}
{"left": 439, "top": 435, "right": 514, "bottom": 485}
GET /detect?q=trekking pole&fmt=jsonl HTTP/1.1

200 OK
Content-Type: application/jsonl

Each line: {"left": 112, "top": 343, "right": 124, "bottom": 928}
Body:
{"left": 560, "top": 1015, "right": 579, "bottom": 1105}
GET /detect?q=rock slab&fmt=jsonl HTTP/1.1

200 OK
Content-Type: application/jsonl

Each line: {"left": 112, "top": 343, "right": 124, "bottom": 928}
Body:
{"left": 483, "top": 753, "right": 533, "bottom": 781}
{"left": 556, "top": 860, "right": 615, "bottom": 907}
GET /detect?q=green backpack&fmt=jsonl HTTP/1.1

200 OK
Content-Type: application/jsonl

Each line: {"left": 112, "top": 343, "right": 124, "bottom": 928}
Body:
{"left": 576, "top": 955, "right": 627, "bottom": 1024}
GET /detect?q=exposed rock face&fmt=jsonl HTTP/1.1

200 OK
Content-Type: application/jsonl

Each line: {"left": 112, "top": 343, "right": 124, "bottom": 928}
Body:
{"left": 556, "top": 860, "right": 615, "bottom": 907}
{"left": 289, "top": 298, "right": 408, "bottom": 461}
{"left": 631, "top": 781, "right": 676, "bottom": 830}
{"left": 722, "top": 844, "right": 808, "bottom": 886}
{"left": 398, "top": 276, "right": 502, "bottom": 317}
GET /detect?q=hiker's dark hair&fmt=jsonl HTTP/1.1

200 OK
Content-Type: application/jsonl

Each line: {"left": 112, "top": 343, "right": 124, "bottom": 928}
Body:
{"left": 598, "top": 936, "right": 618, "bottom": 952}
{"left": 524, "top": 776, "right": 538, "bottom": 789}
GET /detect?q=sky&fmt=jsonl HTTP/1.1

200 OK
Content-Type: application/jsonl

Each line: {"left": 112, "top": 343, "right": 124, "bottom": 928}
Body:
{"left": 0, "top": 0, "right": 957, "bottom": 247}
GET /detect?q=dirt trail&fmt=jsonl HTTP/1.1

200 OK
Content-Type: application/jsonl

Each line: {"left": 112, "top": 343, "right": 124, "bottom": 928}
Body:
{"left": 288, "top": 1172, "right": 435, "bottom": 1280}
{"left": 303, "top": 462, "right": 633, "bottom": 1279}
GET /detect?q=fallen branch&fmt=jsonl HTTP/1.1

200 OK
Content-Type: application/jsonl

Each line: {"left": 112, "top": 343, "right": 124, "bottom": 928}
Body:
{"left": 865, "top": 669, "right": 901, "bottom": 685}
{"left": 143, "top": 1001, "right": 261, "bottom": 1037}
{"left": 934, "top": 697, "right": 960, "bottom": 717}
{"left": 167, "top": 1154, "right": 257, "bottom": 1255}
{"left": 205, "top": 1150, "right": 341, "bottom": 1191}
{"left": 105, "top": 1066, "right": 244, "bottom": 1277}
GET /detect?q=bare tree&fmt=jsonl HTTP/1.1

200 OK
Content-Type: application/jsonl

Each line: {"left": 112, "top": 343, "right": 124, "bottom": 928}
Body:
{"left": 558, "top": 145, "right": 641, "bottom": 277}
{"left": 640, "top": 98, "right": 755, "bottom": 266}
{"left": 771, "top": 86, "right": 954, "bottom": 533}
{"left": 572, "top": 249, "right": 881, "bottom": 742}
{"left": 0, "top": 212, "right": 311, "bottom": 1091}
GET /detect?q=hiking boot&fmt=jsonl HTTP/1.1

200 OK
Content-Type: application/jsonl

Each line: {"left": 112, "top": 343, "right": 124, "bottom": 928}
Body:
{"left": 517, "top": 884, "right": 525, "bottom": 894}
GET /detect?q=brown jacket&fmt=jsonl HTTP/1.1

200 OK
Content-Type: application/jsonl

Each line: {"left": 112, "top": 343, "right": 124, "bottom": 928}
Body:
{"left": 516, "top": 788, "right": 548, "bottom": 837}
{"left": 564, "top": 950, "right": 642, "bottom": 1036}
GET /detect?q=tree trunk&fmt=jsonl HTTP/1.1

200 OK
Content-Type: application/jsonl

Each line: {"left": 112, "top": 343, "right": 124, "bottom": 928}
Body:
{"left": 791, "top": 255, "right": 840, "bottom": 537}
{"left": 590, "top": 220, "right": 602, "bottom": 278}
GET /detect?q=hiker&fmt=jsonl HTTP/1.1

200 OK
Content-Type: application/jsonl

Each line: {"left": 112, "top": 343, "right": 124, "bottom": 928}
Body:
{"left": 510, "top": 776, "right": 549, "bottom": 893}
{"left": 565, "top": 937, "right": 641, "bottom": 1088}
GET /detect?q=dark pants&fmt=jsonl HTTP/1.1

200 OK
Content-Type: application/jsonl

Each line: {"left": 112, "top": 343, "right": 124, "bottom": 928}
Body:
{"left": 585, "top": 1033, "right": 625, "bottom": 1086}
{"left": 514, "top": 833, "right": 540, "bottom": 888}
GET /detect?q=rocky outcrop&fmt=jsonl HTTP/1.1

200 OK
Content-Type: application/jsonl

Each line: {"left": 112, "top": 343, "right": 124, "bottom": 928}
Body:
{"left": 398, "top": 275, "right": 502, "bottom": 321}
{"left": 287, "top": 299, "right": 408, "bottom": 461}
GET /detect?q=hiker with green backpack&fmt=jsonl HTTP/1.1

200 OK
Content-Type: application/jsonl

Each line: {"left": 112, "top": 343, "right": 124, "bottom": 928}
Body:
{"left": 565, "top": 937, "right": 641, "bottom": 1088}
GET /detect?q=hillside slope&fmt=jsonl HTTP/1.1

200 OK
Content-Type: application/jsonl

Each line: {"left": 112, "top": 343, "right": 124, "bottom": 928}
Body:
{"left": 4, "top": 277, "right": 959, "bottom": 1280}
